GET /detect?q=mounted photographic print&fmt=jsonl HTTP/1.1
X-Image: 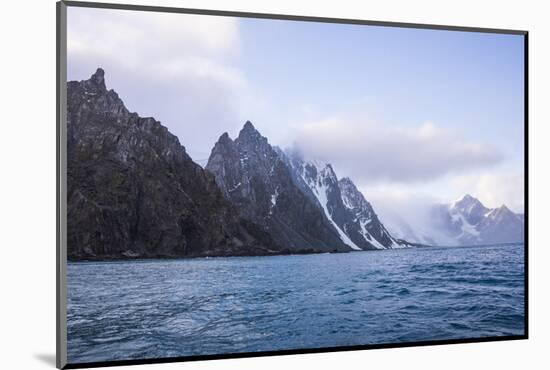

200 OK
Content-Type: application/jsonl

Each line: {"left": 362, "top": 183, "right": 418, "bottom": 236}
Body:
{"left": 56, "top": 1, "right": 528, "bottom": 368}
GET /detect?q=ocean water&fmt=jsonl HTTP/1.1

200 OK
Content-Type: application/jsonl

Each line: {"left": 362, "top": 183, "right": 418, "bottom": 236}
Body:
{"left": 67, "top": 244, "right": 525, "bottom": 364}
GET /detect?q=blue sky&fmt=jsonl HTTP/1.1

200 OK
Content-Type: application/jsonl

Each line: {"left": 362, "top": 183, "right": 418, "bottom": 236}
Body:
{"left": 238, "top": 18, "right": 524, "bottom": 161}
{"left": 67, "top": 7, "right": 525, "bottom": 213}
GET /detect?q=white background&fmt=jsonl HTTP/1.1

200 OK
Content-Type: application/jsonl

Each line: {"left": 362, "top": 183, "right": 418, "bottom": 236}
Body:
{"left": 1, "top": 0, "right": 548, "bottom": 369}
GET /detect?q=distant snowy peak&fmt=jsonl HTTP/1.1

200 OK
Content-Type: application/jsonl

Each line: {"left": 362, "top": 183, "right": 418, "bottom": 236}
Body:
{"left": 436, "top": 194, "right": 524, "bottom": 245}
{"left": 450, "top": 194, "right": 480, "bottom": 209}
{"left": 485, "top": 204, "right": 522, "bottom": 223}
{"left": 449, "top": 194, "right": 490, "bottom": 226}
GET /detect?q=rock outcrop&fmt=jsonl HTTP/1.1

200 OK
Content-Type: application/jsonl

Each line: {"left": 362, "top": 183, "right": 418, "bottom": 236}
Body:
{"left": 67, "top": 69, "right": 281, "bottom": 260}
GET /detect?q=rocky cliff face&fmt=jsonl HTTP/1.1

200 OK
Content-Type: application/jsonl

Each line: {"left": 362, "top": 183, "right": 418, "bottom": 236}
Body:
{"left": 67, "top": 69, "right": 280, "bottom": 260}
{"left": 206, "top": 122, "right": 351, "bottom": 252}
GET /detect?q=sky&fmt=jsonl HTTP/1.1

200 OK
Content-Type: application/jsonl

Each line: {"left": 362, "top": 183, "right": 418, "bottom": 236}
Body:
{"left": 67, "top": 7, "right": 525, "bottom": 215}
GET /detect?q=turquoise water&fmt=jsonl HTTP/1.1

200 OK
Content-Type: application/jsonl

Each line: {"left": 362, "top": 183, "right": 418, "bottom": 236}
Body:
{"left": 67, "top": 244, "right": 525, "bottom": 363}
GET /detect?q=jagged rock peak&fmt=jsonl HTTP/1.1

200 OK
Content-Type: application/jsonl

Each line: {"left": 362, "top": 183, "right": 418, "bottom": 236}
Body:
{"left": 90, "top": 67, "right": 106, "bottom": 89}
{"left": 239, "top": 120, "right": 262, "bottom": 138}
{"left": 243, "top": 120, "right": 255, "bottom": 130}
{"left": 207, "top": 121, "right": 352, "bottom": 253}
{"left": 217, "top": 132, "right": 233, "bottom": 144}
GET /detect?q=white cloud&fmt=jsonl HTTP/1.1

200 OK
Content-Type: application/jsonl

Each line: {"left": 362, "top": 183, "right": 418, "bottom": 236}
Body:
{"left": 358, "top": 184, "right": 457, "bottom": 245}
{"left": 449, "top": 172, "right": 525, "bottom": 212}
{"left": 67, "top": 7, "right": 240, "bottom": 62}
{"left": 294, "top": 118, "right": 503, "bottom": 183}
{"left": 67, "top": 7, "right": 251, "bottom": 162}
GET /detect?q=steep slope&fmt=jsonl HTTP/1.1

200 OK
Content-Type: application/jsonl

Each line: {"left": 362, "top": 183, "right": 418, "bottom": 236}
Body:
{"left": 338, "top": 178, "right": 409, "bottom": 249}
{"left": 295, "top": 161, "right": 362, "bottom": 250}
{"left": 283, "top": 153, "right": 408, "bottom": 250}
{"left": 67, "top": 68, "right": 280, "bottom": 260}
{"left": 206, "top": 122, "right": 351, "bottom": 252}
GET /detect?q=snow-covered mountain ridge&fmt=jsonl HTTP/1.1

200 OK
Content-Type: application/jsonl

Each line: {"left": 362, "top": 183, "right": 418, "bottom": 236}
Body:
{"left": 434, "top": 194, "right": 524, "bottom": 245}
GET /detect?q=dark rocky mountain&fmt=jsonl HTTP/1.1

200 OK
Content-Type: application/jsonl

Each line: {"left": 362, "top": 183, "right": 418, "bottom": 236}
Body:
{"left": 431, "top": 194, "right": 524, "bottom": 245}
{"left": 67, "top": 68, "right": 282, "bottom": 260}
{"left": 206, "top": 122, "right": 351, "bottom": 252}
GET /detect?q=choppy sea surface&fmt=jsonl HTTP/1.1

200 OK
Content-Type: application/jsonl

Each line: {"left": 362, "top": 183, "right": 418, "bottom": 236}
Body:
{"left": 67, "top": 244, "right": 525, "bottom": 363}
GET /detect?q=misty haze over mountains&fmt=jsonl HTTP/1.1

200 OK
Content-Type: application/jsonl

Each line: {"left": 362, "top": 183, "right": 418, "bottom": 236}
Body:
{"left": 66, "top": 69, "right": 524, "bottom": 260}
{"left": 385, "top": 194, "right": 524, "bottom": 246}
